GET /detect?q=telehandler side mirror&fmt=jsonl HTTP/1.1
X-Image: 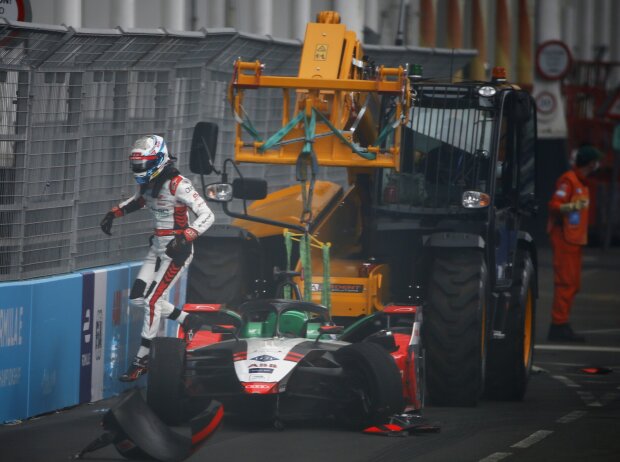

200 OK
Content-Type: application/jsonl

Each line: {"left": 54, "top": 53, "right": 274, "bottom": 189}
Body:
{"left": 190, "top": 122, "right": 218, "bottom": 175}
{"left": 232, "top": 177, "right": 267, "bottom": 200}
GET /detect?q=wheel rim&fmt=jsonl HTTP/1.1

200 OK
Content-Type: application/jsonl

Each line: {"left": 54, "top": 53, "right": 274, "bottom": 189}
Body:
{"left": 523, "top": 288, "right": 533, "bottom": 367}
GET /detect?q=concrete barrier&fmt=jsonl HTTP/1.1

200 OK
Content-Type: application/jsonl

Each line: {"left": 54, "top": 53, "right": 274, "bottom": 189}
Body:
{"left": 0, "top": 263, "right": 186, "bottom": 423}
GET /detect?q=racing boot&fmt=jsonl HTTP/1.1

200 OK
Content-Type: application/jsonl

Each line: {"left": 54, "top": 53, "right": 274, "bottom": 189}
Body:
{"left": 182, "top": 313, "right": 203, "bottom": 342}
{"left": 119, "top": 355, "right": 148, "bottom": 382}
{"left": 547, "top": 323, "right": 585, "bottom": 342}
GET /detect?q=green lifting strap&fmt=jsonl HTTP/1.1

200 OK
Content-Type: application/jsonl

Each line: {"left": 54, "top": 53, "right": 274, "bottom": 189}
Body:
{"left": 312, "top": 109, "right": 376, "bottom": 160}
{"left": 233, "top": 105, "right": 263, "bottom": 142}
{"left": 322, "top": 243, "right": 331, "bottom": 311}
{"left": 374, "top": 121, "right": 396, "bottom": 147}
{"left": 283, "top": 230, "right": 293, "bottom": 299}
{"left": 282, "top": 230, "right": 331, "bottom": 310}
{"left": 303, "top": 110, "right": 315, "bottom": 155}
{"left": 241, "top": 119, "right": 262, "bottom": 142}
{"left": 374, "top": 106, "right": 399, "bottom": 148}
{"left": 296, "top": 110, "right": 318, "bottom": 223}
{"left": 297, "top": 155, "right": 317, "bottom": 224}
{"left": 299, "top": 233, "right": 312, "bottom": 302}
{"left": 239, "top": 98, "right": 400, "bottom": 158}
{"left": 258, "top": 111, "right": 305, "bottom": 152}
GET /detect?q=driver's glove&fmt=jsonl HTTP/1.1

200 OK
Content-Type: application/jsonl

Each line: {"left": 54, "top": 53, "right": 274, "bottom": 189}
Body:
{"left": 100, "top": 211, "right": 116, "bottom": 235}
{"left": 165, "top": 234, "right": 192, "bottom": 263}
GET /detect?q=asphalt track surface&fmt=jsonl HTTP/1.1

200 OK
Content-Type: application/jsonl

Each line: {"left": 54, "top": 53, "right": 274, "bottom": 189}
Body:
{"left": 2, "top": 246, "right": 619, "bottom": 462}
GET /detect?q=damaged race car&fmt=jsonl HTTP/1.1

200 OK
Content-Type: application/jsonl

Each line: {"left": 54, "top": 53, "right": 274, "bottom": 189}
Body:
{"left": 146, "top": 299, "right": 424, "bottom": 430}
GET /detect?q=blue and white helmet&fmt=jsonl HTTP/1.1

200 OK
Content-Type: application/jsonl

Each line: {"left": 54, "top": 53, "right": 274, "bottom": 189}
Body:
{"left": 129, "top": 135, "right": 170, "bottom": 185}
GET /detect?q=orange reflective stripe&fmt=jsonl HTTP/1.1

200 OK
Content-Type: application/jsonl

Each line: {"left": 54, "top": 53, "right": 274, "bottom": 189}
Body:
{"left": 154, "top": 229, "right": 185, "bottom": 236}
{"left": 561, "top": 170, "right": 589, "bottom": 245}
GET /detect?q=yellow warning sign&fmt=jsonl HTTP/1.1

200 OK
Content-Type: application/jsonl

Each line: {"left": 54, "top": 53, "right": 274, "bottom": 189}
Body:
{"left": 314, "top": 44, "right": 328, "bottom": 61}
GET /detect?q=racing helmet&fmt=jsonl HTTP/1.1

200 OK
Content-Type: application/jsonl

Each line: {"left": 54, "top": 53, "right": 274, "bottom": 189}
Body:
{"left": 129, "top": 135, "right": 169, "bottom": 185}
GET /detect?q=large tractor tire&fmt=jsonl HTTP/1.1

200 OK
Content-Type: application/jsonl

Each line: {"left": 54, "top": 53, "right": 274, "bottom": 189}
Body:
{"left": 335, "top": 342, "right": 405, "bottom": 428}
{"left": 146, "top": 337, "right": 187, "bottom": 425}
{"left": 186, "top": 226, "right": 261, "bottom": 307}
{"left": 485, "top": 251, "right": 536, "bottom": 400}
{"left": 426, "top": 249, "right": 488, "bottom": 406}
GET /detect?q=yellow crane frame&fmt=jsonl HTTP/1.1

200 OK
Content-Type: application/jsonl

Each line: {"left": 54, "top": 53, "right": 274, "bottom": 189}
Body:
{"left": 228, "top": 12, "right": 411, "bottom": 170}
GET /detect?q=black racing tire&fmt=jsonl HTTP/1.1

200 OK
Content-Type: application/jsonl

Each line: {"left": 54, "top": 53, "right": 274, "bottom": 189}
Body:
{"left": 334, "top": 342, "right": 405, "bottom": 428}
{"left": 426, "top": 249, "right": 488, "bottom": 406}
{"left": 146, "top": 337, "right": 187, "bottom": 425}
{"left": 485, "top": 251, "right": 536, "bottom": 400}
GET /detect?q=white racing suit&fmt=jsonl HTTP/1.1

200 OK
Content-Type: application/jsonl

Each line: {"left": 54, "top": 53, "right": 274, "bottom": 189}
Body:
{"left": 111, "top": 171, "right": 213, "bottom": 348}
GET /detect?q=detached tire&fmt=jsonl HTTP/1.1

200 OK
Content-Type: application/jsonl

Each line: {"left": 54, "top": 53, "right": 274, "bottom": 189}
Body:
{"left": 335, "top": 342, "right": 404, "bottom": 428}
{"left": 146, "top": 337, "right": 186, "bottom": 425}
{"left": 485, "top": 251, "right": 536, "bottom": 400}
{"left": 426, "top": 249, "right": 488, "bottom": 406}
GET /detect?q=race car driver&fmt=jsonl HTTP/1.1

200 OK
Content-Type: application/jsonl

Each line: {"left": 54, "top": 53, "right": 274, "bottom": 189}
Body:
{"left": 547, "top": 145, "right": 603, "bottom": 342}
{"left": 100, "top": 135, "right": 214, "bottom": 381}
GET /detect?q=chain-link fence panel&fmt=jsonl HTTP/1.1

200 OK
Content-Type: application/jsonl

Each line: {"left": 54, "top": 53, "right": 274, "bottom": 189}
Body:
{"left": 0, "top": 19, "right": 474, "bottom": 281}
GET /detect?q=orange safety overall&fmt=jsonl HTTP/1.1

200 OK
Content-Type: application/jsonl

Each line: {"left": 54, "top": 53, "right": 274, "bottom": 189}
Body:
{"left": 547, "top": 169, "right": 589, "bottom": 325}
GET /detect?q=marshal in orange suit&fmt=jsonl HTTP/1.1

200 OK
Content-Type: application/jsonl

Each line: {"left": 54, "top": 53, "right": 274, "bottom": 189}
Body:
{"left": 547, "top": 145, "right": 604, "bottom": 342}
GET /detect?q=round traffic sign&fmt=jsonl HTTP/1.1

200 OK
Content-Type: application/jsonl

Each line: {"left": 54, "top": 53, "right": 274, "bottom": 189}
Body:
{"left": 535, "top": 91, "right": 557, "bottom": 115}
{"left": 536, "top": 40, "right": 572, "bottom": 80}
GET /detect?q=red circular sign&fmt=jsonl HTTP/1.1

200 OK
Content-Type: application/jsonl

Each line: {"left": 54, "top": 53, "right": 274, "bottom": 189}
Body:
{"left": 536, "top": 40, "right": 572, "bottom": 80}
{"left": 0, "top": 0, "right": 31, "bottom": 22}
{"left": 535, "top": 91, "right": 557, "bottom": 115}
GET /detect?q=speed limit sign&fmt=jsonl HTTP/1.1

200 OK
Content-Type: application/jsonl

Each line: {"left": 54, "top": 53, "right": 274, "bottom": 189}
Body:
{"left": 535, "top": 91, "right": 557, "bottom": 115}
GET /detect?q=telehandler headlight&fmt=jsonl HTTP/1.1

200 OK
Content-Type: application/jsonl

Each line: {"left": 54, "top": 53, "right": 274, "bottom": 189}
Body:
{"left": 205, "top": 183, "right": 233, "bottom": 202}
{"left": 462, "top": 191, "right": 490, "bottom": 208}
{"left": 478, "top": 86, "right": 496, "bottom": 97}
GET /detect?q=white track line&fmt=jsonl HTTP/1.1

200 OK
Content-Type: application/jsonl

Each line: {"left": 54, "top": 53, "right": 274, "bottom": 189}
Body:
{"left": 478, "top": 452, "right": 513, "bottom": 462}
{"left": 551, "top": 375, "right": 581, "bottom": 388}
{"left": 577, "top": 391, "right": 602, "bottom": 407}
{"left": 556, "top": 410, "right": 587, "bottom": 423}
{"left": 511, "top": 430, "right": 554, "bottom": 448}
{"left": 535, "top": 345, "right": 620, "bottom": 353}
{"left": 578, "top": 328, "right": 620, "bottom": 334}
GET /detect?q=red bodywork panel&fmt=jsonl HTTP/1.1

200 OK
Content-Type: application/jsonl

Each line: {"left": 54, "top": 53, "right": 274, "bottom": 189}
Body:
{"left": 384, "top": 305, "right": 422, "bottom": 409}
{"left": 390, "top": 333, "right": 420, "bottom": 408}
{"left": 178, "top": 303, "right": 227, "bottom": 349}
{"left": 241, "top": 382, "right": 278, "bottom": 394}
{"left": 383, "top": 305, "right": 419, "bottom": 314}
{"left": 183, "top": 303, "right": 223, "bottom": 312}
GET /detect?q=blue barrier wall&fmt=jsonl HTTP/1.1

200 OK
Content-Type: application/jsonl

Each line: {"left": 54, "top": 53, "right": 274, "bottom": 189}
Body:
{"left": 0, "top": 263, "right": 186, "bottom": 423}
{"left": 0, "top": 282, "right": 33, "bottom": 422}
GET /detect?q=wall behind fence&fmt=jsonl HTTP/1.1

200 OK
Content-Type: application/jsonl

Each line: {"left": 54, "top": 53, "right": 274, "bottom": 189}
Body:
{"left": 0, "top": 18, "right": 474, "bottom": 282}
